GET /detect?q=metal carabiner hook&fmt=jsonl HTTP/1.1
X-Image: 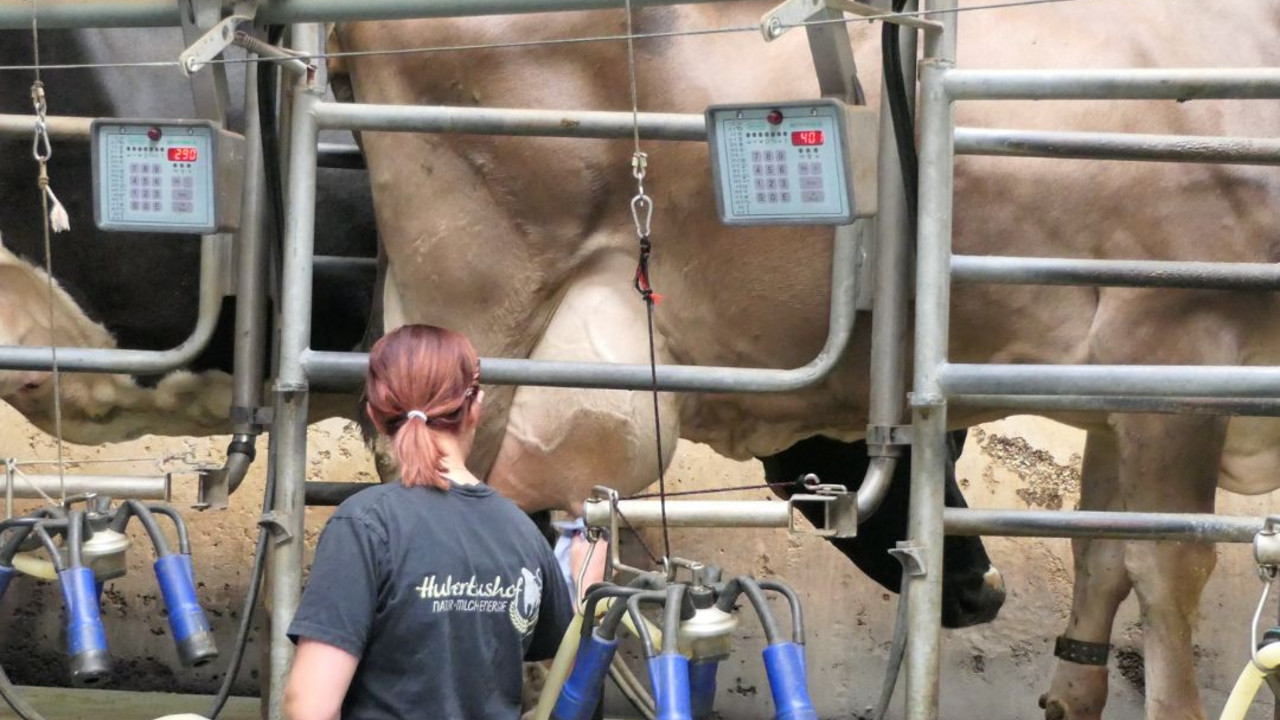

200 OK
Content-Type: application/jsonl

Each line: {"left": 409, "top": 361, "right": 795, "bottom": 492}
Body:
{"left": 631, "top": 193, "right": 653, "bottom": 239}
{"left": 31, "top": 121, "right": 52, "bottom": 163}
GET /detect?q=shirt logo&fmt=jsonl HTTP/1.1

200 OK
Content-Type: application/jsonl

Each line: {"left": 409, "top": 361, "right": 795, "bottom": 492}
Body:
{"left": 413, "top": 568, "right": 542, "bottom": 637}
{"left": 509, "top": 567, "right": 542, "bottom": 635}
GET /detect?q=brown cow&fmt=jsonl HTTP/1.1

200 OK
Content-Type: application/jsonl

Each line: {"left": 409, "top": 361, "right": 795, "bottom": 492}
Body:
{"left": 335, "top": 2, "right": 1279, "bottom": 718}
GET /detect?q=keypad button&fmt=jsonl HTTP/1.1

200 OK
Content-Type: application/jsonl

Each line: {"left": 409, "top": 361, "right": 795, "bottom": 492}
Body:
{"left": 798, "top": 163, "right": 810, "bottom": 176}
{"left": 780, "top": 192, "right": 792, "bottom": 203}
{"left": 754, "top": 179, "right": 765, "bottom": 191}
{"left": 182, "top": 177, "right": 194, "bottom": 189}
{"left": 810, "top": 162, "right": 823, "bottom": 174}
{"left": 152, "top": 164, "right": 162, "bottom": 174}
{"left": 801, "top": 190, "right": 825, "bottom": 203}
{"left": 764, "top": 164, "right": 775, "bottom": 176}
{"left": 152, "top": 201, "right": 163, "bottom": 212}
{"left": 767, "top": 192, "right": 779, "bottom": 204}
{"left": 130, "top": 188, "right": 140, "bottom": 200}
{"left": 766, "top": 178, "right": 777, "bottom": 191}
{"left": 778, "top": 179, "right": 789, "bottom": 190}
{"left": 753, "top": 164, "right": 763, "bottom": 175}
{"left": 800, "top": 177, "right": 824, "bottom": 190}
{"left": 174, "top": 189, "right": 193, "bottom": 201}
{"left": 756, "top": 192, "right": 767, "bottom": 203}
{"left": 776, "top": 163, "right": 787, "bottom": 176}
{"left": 752, "top": 150, "right": 762, "bottom": 162}
{"left": 172, "top": 176, "right": 182, "bottom": 187}
{"left": 130, "top": 201, "right": 140, "bottom": 211}
{"left": 130, "top": 176, "right": 140, "bottom": 187}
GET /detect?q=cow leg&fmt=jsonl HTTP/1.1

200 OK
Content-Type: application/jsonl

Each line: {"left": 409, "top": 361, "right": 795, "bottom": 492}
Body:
{"left": 1118, "top": 415, "right": 1223, "bottom": 720}
{"left": 1042, "top": 430, "right": 1132, "bottom": 720}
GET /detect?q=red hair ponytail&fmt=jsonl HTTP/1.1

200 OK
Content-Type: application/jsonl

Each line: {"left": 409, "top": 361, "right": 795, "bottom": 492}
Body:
{"left": 364, "top": 325, "right": 481, "bottom": 490}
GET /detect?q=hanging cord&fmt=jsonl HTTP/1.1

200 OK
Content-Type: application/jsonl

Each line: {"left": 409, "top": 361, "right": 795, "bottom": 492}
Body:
{"left": 28, "top": 0, "right": 69, "bottom": 507}
{"left": 622, "top": 0, "right": 671, "bottom": 565}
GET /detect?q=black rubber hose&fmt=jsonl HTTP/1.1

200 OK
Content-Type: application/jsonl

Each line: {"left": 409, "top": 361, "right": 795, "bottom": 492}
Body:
{"left": 207, "top": 434, "right": 278, "bottom": 720}
{"left": 144, "top": 505, "right": 191, "bottom": 555}
{"left": 870, "top": 589, "right": 910, "bottom": 720}
{"left": 32, "top": 525, "right": 66, "bottom": 574}
{"left": 758, "top": 580, "right": 804, "bottom": 645}
{"left": 0, "top": 663, "right": 47, "bottom": 720}
{"left": 735, "top": 576, "right": 783, "bottom": 646}
{"left": 882, "top": 0, "right": 918, "bottom": 225}
{"left": 600, "top": 589, "right": 664, "bottom": 641}
{"left": 581, "top": 585, "right": 645, "bottom": 637}
{"left": 0, "top": 518, "right": 45, "bottom": 565}
{"left": 624, "top": 592, "right": 669, "bottom": 659}
{"left": 111, "top": 501, "right": 173, "bottom": 558}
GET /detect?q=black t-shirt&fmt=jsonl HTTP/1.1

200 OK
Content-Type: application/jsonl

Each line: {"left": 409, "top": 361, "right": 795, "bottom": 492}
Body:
{"left": 288, "top": 481, "right": 574, "bottom": 720}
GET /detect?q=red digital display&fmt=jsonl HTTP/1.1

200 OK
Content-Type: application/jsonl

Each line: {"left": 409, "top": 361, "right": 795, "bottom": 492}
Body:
{"left": 791, "top": 130, "right": 825, "bottom": 147}
{"left": 168, "top": 146, "right": 198, "bottom": 163}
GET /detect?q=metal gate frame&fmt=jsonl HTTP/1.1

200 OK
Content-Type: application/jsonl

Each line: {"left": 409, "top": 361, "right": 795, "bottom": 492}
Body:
{"left": 4, "top": 1, "right": 1280, "bottom": 719}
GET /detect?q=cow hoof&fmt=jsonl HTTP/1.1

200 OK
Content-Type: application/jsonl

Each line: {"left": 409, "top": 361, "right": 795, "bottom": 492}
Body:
{"left": 1041, "top": 696, "right": 1067, "bottom": 720}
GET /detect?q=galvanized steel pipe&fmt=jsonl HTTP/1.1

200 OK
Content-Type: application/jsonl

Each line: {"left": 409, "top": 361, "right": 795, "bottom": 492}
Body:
{"left": 955, "top": 127, "right": 1280, "bottom": 166}
{"left": 315, "top": 102, "right": 706, "bottom": 142}
{"left": 952, "top": 255, "right": 1280, "bottom": 291}
{"left": 3, "top": 474, "right": 170, "bottom": 500}
{"left": 944, "top": 68, "right": 1280, "bottom": 101}
{"left": 303, "top": 229, "right": 858, "bottom": 392}
{"left": 0, "top": 113, "right": 91, "bottom": 139}
{"left": 582, "top": 499, "right": 791, "bottom": 529}
{"left": 0, "top": 233, "right": 227, "bottom": 374}
{"left": 944, "top": 508, "right": 1262, "bottom": 543}
{"left": 940, "top": 363, "right": 1280, "bottom": 399}
{"left": 0, "top": 0, "right": 727, "bottom": 28}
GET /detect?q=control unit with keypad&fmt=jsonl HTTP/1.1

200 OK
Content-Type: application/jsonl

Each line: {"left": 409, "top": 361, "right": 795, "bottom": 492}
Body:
{"left": 91, "top": 119, "right": 245, "bottom": 234}
{"left": 706, "top": 99, "right": 877, "bottom": 226}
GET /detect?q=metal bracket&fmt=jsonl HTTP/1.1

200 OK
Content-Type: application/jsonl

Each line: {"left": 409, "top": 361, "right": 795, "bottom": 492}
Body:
{"left": 229, "top": 404, "right": 275, "bottom": 428}
{"left": 867, "top": 424, "right": 913, "bottom": 447}
{"left": 788, "top": 483, "right": 858, "bottom": 538}
{"left": 588, "top": 485, "right": 654, "bottom": 582}
{"left": 888, "top": 541, "right": 926, "bottom": 577}
{"left": 761, "top": 0, "right": 941, "bottom": 41}
{"left": 1254, "top": 516, "right": 1280, "bottom": 571}
{"left": 258, "top": 511, "right": 293, "bottom": 544}
{"left": 179, "top": 15, "right": 254, "bottom": 76}
{"left": 178, "top": 0, "right": 232, "bottom": 124}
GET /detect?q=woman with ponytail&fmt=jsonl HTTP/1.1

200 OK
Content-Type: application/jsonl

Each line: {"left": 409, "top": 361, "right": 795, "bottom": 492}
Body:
{"left": 284, "top": 324, "right": 573, "bottom": 720}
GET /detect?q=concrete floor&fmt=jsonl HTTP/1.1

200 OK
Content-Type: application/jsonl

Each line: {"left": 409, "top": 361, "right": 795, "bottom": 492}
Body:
{"left": 0, "top": 687, "right": 258, "bottom": 720}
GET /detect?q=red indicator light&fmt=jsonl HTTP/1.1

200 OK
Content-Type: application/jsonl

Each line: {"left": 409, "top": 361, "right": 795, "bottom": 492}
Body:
{"left": 146, "top": 126, "right": 162, "bottom": 142}
{"left": 791, "top": 130, "right": 825, "bottom": 146}
{"left": 167, "top": 146, "right": 198, "bottom": 162}
{"left": 766, "top": 109, "right": 784, "bottom": 125}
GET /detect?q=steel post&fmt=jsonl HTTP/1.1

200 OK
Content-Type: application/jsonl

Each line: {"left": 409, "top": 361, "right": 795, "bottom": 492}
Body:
{"left": 955, "top": 127, "right": 1280, "bottom": 166}
{"left": 860, "top": 0, "right": 917, "bottom": 519}
{"left": 266, "top": 23, "right": 321, "bottom": 720}
{"left": 944, "top": 68, "right": 1280, "bottom": 102}
{"left": 905, "top": 2, "right": 956, "bottom": 715}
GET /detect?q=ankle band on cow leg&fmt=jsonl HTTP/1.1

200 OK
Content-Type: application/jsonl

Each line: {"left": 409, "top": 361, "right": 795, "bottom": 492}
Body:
{"left": 1053, "top": 636, "right": 1111, "bottom": 666}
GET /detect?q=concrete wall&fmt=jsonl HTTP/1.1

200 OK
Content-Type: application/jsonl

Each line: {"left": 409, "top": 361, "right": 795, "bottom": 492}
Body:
{"left": 2, "top": 404, "right": 1278, "bottom": 718}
